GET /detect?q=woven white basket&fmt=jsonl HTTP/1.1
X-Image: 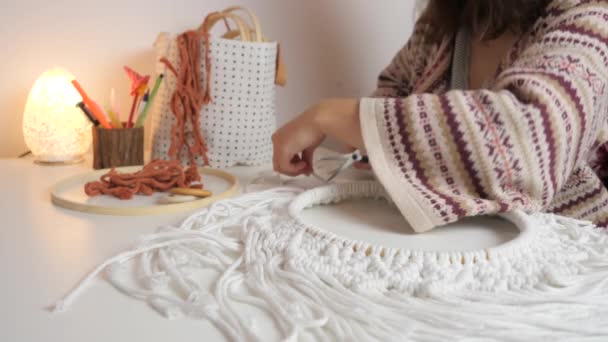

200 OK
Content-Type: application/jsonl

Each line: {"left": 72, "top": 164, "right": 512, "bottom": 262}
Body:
{"left": 151, "top": 7, "right": 278, "bottom": 168}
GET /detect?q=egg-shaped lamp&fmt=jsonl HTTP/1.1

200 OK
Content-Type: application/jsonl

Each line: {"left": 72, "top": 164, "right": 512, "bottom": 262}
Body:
{"left": 22, "top": 67, "right": 91, "bottom": 164}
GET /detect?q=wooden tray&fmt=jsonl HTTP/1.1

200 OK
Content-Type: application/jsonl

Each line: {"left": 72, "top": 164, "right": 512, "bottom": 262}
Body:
{"left": 51, "top": 166, "right": 239, "bottom": 216}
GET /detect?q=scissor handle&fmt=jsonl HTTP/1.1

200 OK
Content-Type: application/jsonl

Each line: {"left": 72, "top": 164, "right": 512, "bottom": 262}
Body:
{"left": 351, "top": 150, "right": 369, "bottom": 163}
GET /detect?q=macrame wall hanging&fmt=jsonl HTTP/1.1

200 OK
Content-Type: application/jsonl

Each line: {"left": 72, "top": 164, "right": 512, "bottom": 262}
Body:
{"left": 52, "top": 182, "right": 608, "bottom": 341}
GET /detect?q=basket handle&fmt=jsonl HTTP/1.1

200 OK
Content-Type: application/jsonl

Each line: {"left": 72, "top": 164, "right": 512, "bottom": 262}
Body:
{"left": 222, "top": 29, "right": 268, "bottom": 42}
{"left": 198, "top": 8, "right": 287, "bottom": 86}
{"left": 221, "top": 6, "right": 286, "bottom": 86}
{"left": 221, "top": 6, "right": 264, "bottom": 42}
{"left": 198, "top": 11, "right": 252, "bottom": 42}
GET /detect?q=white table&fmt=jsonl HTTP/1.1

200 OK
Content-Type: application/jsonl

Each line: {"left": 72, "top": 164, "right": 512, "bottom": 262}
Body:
{"left": 0, "top": 153, "right": 518, "bottom": 342}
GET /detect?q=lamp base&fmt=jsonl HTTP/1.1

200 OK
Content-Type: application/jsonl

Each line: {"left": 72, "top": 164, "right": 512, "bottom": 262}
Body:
{"left": 34, "top": 156, "right": 85, "bottom": 166}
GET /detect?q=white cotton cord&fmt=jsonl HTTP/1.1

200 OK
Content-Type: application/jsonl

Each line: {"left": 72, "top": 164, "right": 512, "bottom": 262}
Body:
{"left": 50, "top": 236, "right": 222, "bottom": 313}
{"left": 157, "top": 249, "right": 196, "bottom": 300}
{"left": 111, "top": 270, "right": 242, "bottom": 341}
{"left": 176, "top": 187, "right": 301, "bottom": 232}
{"left": 269, "top": 264, "right": 404, "bottom": 341}
{"left": 299, "top": 268, "right": 421, "bottom": 340}
{"left": 213, "top": 256, "right": 252, "bottom": 341}
{"left": 176, "top": 245, "right": 224, "bottom": 271}
{"left": 52, "top": 183, "right": 608, "bottom": 341}
{"left": 264, "top": 259, "right": 331, "bottom": 341}
{"left": 139, "top": 251, "right": 169, "bottom": 291}
{"left": 106, "top": 266, "right": 184, "bottom": 320}
{"left": 49, "top": 187, "right": 302, "bottom": 338}
{"left": 246, "top": 264, "right": 297, "bottom": 337}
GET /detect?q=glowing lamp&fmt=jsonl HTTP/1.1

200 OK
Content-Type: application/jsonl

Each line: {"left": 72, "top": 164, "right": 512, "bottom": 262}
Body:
{"left": 22, "top": 67, "right": 91, "bottom": 164}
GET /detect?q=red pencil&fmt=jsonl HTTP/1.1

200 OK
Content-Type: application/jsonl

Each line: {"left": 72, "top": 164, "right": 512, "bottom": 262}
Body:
{"left": 127, "top": 92, "right": 140, "bottom": 128}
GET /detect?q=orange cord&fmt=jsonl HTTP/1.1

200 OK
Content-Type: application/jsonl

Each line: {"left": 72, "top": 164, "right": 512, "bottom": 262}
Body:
{"left": 84, "top": 160, "right": 202, "bottom": 200}
{"left": 159, "top": 14, "right": 217, "bottom": 166}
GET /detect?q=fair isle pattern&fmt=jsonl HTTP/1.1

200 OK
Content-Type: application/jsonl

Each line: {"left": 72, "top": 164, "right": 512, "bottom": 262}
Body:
{"left": 547, "top": 167, "right": 608, "bottom": 226}
{"left": 363, "top": 0, "right": 608, "bottom": 231}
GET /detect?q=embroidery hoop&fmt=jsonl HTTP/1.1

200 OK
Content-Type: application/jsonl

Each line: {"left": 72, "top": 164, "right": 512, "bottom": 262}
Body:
{"left": 51, "top": 166, "right": 239, "bottom": 216}
{"left": 288, "top": 182, "right": 535, "bottom": 256}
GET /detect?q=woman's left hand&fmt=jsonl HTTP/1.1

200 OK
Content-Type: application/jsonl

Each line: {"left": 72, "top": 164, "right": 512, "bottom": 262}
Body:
{"left": 272, "top": 98, "right": 364, "bottom": 177}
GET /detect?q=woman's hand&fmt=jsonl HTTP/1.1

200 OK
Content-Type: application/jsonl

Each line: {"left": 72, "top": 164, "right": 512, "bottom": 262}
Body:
{"left": 272, "top": 98, "right": 364, "bottom": 177}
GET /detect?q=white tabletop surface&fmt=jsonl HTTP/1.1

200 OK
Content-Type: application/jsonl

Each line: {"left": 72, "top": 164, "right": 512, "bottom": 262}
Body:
{"left": 0, "top": 151, "right": 519, "bottom": 342}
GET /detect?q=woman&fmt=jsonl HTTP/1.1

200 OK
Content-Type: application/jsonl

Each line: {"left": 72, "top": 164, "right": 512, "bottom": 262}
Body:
{"left": 272, "top": 0, "right": 608, "bottom": 232}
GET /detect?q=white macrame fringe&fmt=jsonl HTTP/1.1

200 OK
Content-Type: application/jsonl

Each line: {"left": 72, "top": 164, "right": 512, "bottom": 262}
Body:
{"left": 51, "top": 183, "right": 608, "bottom": 341}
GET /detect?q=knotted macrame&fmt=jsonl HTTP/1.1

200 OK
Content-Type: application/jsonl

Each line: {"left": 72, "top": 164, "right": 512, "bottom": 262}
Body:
{"left": 52, "top": 182, "right": 608, "bottom": 341}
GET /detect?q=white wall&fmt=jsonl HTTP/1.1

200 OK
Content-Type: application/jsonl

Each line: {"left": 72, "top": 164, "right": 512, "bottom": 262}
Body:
{"left": 0, "top": 0, "right": 415, "bottom": 157}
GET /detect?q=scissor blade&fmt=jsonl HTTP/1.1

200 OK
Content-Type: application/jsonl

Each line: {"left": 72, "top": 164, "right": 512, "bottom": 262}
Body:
{"left": 318, "top": 156, "right": 343, "bottom": 162}
{"left": 312, "top": 172, "right": 330, "bottom": 183}
{"left": 326, "top": 159, "right": 353, "bottom": 182}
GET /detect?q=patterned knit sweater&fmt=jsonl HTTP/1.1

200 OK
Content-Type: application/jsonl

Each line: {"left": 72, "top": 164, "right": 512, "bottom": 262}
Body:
{"left": 360, "top": 0, "right": 608, "bottom": 232}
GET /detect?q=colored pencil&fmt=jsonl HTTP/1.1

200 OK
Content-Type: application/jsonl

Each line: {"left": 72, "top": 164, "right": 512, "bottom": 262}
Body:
{"left": 107, "top": 109, "right": 122, "bottom": 129}
{"left": 135, "top": 90, "right": 149, "bottom": 122}
{"left": 71, "top": 80, "right": 112, "bottom": 129}
{"left": 135, "top": 74, "right": 164, "bottom": 128}
{"left": 110, "top": 88, "right": 123, "bottom": 128}
{"left": 76, "top": 101, "right": 99, "bottom": 126}
{"left": 126, "top": 92, "right": 140, "bottom": 128}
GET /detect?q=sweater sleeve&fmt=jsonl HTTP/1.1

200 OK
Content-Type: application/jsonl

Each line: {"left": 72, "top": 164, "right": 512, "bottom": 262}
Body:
{"left": 361, "top": 3, "right": 608, "bottom": 232}
{"left": 371, "top": 21, "right": 435, "bottom": 98}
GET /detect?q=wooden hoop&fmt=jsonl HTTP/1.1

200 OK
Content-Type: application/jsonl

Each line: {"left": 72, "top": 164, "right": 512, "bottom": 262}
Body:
{"left": 51, "top": 167, "right": 240, "bottom": 216}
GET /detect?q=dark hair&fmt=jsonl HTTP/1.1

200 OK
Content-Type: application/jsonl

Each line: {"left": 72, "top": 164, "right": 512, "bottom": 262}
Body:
{"left": 419, "top": 0, "right": 552, "bottom": 42}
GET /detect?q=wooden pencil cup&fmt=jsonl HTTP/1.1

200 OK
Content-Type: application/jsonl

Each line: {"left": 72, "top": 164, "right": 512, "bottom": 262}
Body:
{"left": 92, "top": 125, "right": 144, "bottom": 170}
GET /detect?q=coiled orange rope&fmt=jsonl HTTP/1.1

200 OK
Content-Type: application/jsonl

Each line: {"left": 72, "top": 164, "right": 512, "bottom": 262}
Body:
{"left": 84, "top": 160, "right": 202, "bottom": 200}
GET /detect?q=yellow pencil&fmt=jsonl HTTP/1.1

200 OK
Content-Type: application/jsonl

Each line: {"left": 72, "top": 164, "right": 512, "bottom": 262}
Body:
{"left": 109, "top": 88, "right": 123, "bottom": 128}
{"left": 107, "top": 109, "right": 123, "bottom": 128}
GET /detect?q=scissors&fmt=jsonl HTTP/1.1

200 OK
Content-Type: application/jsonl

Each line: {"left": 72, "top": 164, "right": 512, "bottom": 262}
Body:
{"left": 312, "top": 150, "right": 369, "bottom": 183}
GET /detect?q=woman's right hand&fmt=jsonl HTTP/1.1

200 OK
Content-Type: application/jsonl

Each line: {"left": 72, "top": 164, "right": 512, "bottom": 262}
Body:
{"left": 272, "top": 98, "right": 364, "bottom": 177}
{"left": 271, "top": 106, "right": 326, "bottom": 177}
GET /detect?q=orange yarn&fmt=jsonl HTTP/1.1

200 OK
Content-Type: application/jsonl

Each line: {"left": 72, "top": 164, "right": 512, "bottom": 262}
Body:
{"left": 84, "top": 160, "right": 202, "bottom": 200}
{"left": 160, "top": 14, "right": 218, "bottom": 166}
